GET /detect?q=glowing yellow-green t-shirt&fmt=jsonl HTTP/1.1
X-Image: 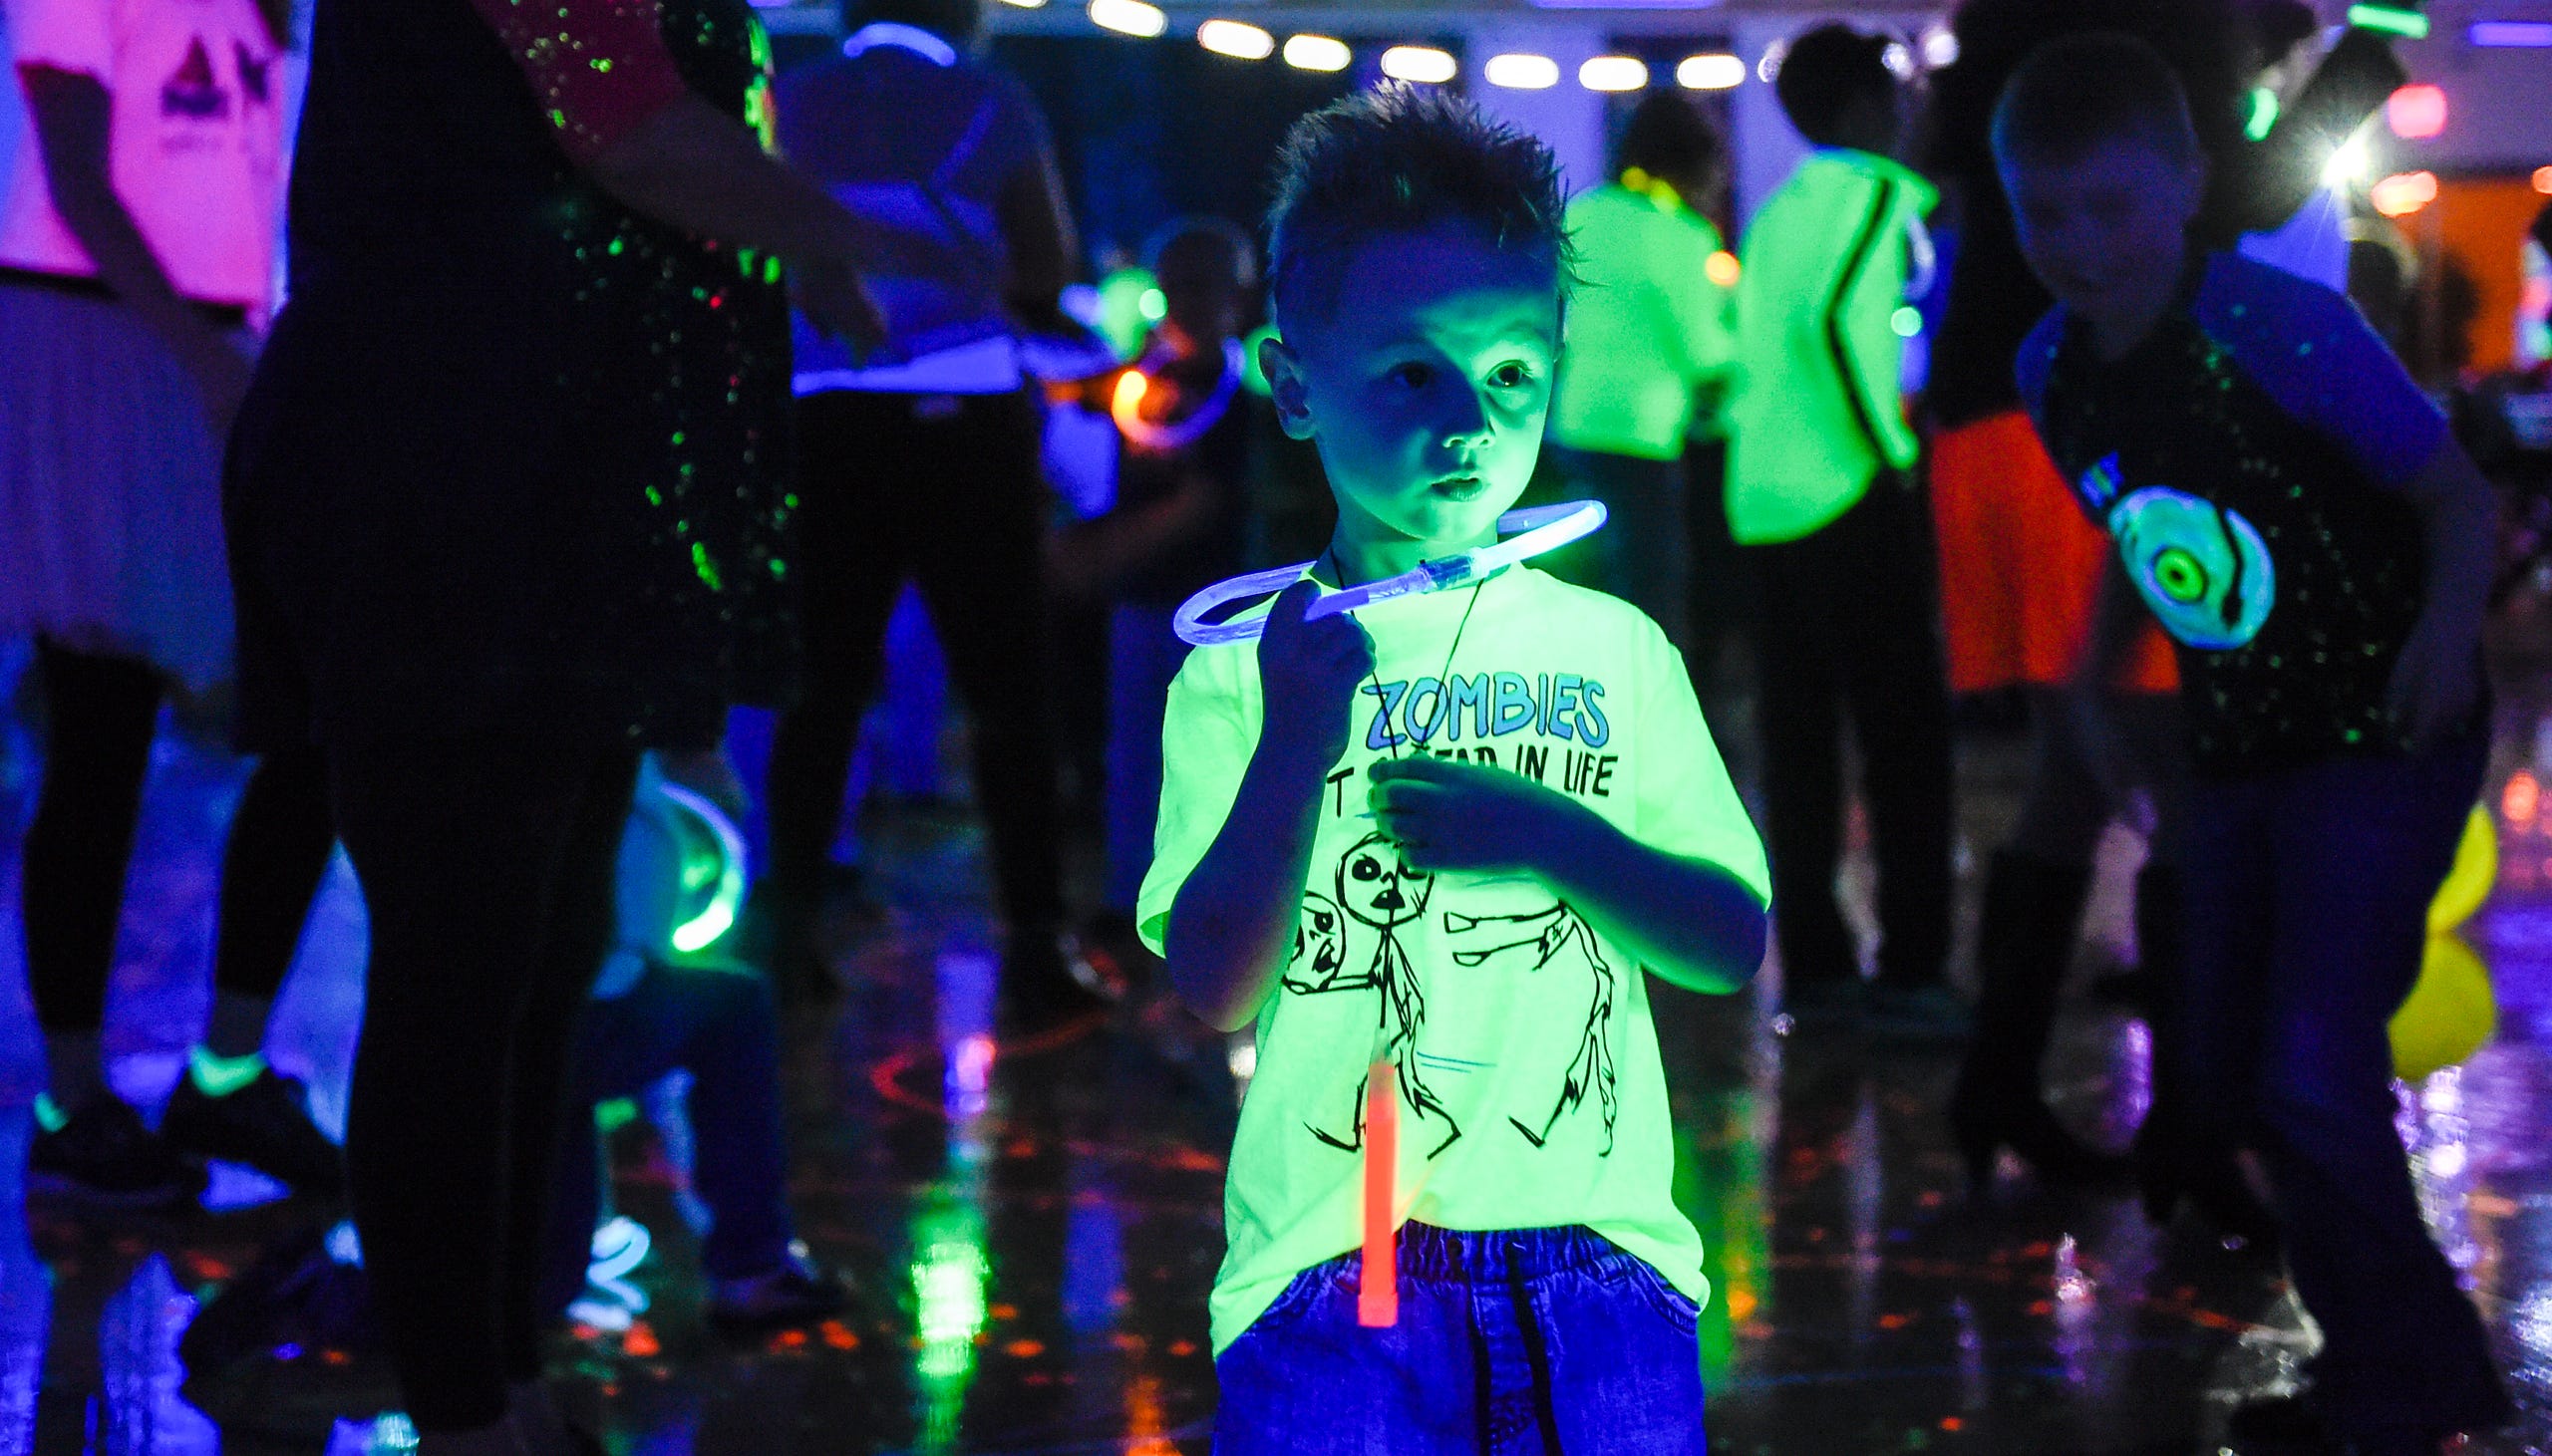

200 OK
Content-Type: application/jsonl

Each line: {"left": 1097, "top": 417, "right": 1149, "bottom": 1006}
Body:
{"left": 1726, "top": 149, "right": 1935, "bottom": 544}
{"left": 1550, "top": 183, "right": 1737, "bottom": 462}
{"left": 1136, "top": 565, "right": 1771, "bottom": 1355}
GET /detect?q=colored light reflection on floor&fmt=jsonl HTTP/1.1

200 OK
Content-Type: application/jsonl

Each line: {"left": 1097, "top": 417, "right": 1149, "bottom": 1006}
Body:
{"left": 19, "top": 650, "right": 2552, "bottom": 1450}
{"left": 910, "top": 952, "right": 1001, "bottom": 1455}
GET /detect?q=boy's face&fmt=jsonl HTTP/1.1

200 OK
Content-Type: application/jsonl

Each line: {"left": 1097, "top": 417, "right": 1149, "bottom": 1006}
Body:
{"left": 2001, "top": 136, "right": 2206, "bottom": 332}
{"left": 1263, "top": 223, "right": 1562, "bottom": 557}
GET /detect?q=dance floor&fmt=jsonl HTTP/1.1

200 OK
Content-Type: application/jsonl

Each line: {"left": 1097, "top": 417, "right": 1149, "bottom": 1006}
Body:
{"left": 6, "top": 646, "right": 2552, "bottom": 1455}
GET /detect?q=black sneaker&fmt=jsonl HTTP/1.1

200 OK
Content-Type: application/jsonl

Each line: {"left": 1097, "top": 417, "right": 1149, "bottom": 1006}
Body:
{"left": 178, "top": 1225, "right": 381, "bottom": 1386}
{"left": 161, "top": 1066, "right": 344, "bottom": 1197}
{"left": 996, "top": 929, "right": 1114, "bottom": 1037}
{"left": 29, "top": 1096, "right": 205, "bottom": 1210}
{"left": 706, "top": 1244, "right": 851, "bottom": 1336}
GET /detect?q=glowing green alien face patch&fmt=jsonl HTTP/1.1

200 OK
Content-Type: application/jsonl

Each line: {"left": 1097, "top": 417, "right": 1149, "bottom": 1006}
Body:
{"left": 2104, "top": 484, "right": 2276, "bottom": 651}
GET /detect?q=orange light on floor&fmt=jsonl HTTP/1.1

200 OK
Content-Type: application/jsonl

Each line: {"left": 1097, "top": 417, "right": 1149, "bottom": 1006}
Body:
{"left": 1359, "top": 1060, "right": 1400, "bottom": 1326}
{"left": 2372, "top": 170, "right": 2439, "bottom": 217}
{"left": 1706, "top": 250, "right": 1742, "bottom": 287}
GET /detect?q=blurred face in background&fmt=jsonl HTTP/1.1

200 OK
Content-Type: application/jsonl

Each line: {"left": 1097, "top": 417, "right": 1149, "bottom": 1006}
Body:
{"left": 2000, "top": 133, "right": 2206, "bottom": 350}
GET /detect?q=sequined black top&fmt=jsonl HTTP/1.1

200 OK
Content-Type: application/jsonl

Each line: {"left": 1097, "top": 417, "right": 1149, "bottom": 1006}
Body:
{"left": 2019, "top": 252, "right": 2462, "bottom": 775}
{"left": 225, "top": 0, "right": 794, "bottom": 750}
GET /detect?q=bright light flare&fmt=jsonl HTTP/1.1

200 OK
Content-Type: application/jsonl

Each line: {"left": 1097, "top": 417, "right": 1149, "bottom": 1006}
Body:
{"left": 2536, "top": 166, "right": 2552, "bottom": 195}
{"left": 1580, "top": 55, "right": 1649, "bottom": 92}
{"left": 1284, "top": 34, "right": 1352, "bottom": 72}
{"left": 1677, "top": 53, "right": 1745, "bottom": 90}
{"left": 2325, "top": 133, "right": 2372, "bottom": 188}
{"left": 2387, "top": 84, "right": 2448, "bottom": 140}
{"left": 1380, "top": 45, "right": 1457, "bottom": 84}
{"left": 2372, "top": 169, "right": 2438, "bottom": 216}
{"left": 1197, "top": 19, "right": 1273, "bottom": 60}
{"left": 1484, "top": 53, "right": 1560, "bottom": 89}
{"left": 1705, "top": 250, "right": 1740, "bottom": 287}
{"left": 1089, "top": 0, "right": 1164, "bottom": 38}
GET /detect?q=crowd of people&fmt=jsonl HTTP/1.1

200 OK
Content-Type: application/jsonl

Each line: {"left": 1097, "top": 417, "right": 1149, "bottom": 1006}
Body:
{"left": 3, "top": 0, "right": 2547, "bottom": 1450}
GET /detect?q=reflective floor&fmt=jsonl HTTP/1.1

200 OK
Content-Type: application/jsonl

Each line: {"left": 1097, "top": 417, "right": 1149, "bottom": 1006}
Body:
{"left": 7, "top": 638, "right": 2552, "bottom": 1455}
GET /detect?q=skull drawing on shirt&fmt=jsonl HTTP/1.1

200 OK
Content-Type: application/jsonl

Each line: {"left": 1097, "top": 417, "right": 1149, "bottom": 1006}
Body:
{"left": 1286, "top": 833, "right": 1459, "bottom": 1157}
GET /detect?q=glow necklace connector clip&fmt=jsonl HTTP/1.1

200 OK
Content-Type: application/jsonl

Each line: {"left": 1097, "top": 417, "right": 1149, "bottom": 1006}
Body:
{"left": 1171, "top": 499, "right": 1608, "bottom": 647}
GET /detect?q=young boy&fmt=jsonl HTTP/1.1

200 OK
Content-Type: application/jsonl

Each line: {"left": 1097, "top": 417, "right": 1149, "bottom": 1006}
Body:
{"left": 1725, "top": 24, "right": 1959, "bottom": 1036}
{"left": 1136, "top": 88, "right": 1769, "bottom": 1452}
{"left": 1999, "top": 35, "right": 2509, "bottom": 1454}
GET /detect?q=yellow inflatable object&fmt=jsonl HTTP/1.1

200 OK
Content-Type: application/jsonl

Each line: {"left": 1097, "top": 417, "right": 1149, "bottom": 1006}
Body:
{"left": 2391, "top": 933, "right": 2496, "bottom": 1082}
{"left": 2426, "top": 805, "right": 2497, "bottom": 936}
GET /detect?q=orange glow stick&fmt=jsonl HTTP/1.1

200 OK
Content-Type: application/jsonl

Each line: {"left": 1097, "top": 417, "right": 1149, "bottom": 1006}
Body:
{"left": 1359, "top": 1059, "right": 1399, "bottom": 1327}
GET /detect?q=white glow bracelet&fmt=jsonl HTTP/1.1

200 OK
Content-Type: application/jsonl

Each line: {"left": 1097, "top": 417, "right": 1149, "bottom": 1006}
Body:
{"left": 1172, "top": 499, "right": 1608, "bottom": 647}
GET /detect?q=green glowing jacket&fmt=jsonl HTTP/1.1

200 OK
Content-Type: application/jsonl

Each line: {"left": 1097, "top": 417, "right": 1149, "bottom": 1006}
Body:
{"left": 1550, "top": 183, "right": 1737, "bottom": 461}
{"left": 1726, "top": 149, "right": 1936, "bottom": 545}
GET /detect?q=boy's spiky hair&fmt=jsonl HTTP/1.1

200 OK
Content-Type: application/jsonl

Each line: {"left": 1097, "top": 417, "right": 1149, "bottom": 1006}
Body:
{"left": 1264, "top": 84, "right": 1571, "bottom": 328}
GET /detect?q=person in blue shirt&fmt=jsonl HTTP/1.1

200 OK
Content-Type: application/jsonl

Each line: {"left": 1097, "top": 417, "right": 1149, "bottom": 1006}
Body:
{"left": 2001, "top": 34, "right": 2508, "bottom": 1454}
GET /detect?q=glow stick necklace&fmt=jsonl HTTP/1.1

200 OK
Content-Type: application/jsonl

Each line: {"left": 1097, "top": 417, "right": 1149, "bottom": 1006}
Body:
{"left": 1317, "top": 544, "right": 1484, "bottom": 1330}
{"left": 1172, "top": 499, "right": 1607, "bottom": 648}
{"left": 1111, "top": 339, "right": 1246, "bottom": 453}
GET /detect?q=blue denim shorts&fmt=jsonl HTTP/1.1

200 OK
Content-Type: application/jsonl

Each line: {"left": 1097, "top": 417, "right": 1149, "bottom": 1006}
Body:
{"left": 1212, "top": 1223, "right": 1706, "bottom": 1456}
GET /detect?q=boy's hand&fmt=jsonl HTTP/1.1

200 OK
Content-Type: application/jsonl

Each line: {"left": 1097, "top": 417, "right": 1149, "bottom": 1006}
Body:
{"left": 1257, "top": 580, "right": 1375, "bottom": 765}
{"left": 1368, "top": 757, "right": 1583, "bottom": 876}
{"left": 2387, "top": 608, "right": 2482, "bottom": 748}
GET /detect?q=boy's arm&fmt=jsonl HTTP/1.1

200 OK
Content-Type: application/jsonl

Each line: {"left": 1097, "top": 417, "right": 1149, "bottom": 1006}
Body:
{"left": 1165, "top": 582, "right": 1374, "bottom": 1032}
{"left": 2382, "top": 438, "right": 2497, "bottom": 746}
{"left": 1536, "top": 808, "right": 1767, "bottom": 995}
{"left": 1366, "top": 758, "right": 1768, "bottom": 995}
{"left": 2070, "top": 553, "right": 2146, "bottom": 696}
{"left": 1165, "top": 727, "right": 1337, "bottom": 1032}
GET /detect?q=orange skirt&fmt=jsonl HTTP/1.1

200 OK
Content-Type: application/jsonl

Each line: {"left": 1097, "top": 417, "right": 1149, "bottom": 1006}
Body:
{"left": 1931, "top": 411, "right": 2177, "bottom": 695}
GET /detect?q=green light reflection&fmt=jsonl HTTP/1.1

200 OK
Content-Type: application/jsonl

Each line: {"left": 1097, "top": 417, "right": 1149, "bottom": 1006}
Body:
{"left": 907, "top": 1068, "right": 997, "bottom": 1452}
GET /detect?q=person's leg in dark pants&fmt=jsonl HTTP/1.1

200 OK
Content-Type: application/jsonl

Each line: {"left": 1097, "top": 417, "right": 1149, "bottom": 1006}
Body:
{"left": 1832, "top": 485, "right": 1955, "bottom": 995}
{"left": 24, "top": 639, "right": 163, "bottom": 1105}
{"left": 495, "top": 750, "right": 636, "bottom": 1390}
{"left": 1949, "top": 688, "right": 2121, "bottom": 1188}
{"left": 2247, "top": 738, "right": 2508, "bottom": 1449}
{"left": 764, "top": 392, "right": 915, "bottom": 987}
{"left": 19, "top": 640, "right": 208, "bottom": 1203}
{"left": 210, "top": 744, "right": 338, "bottom": 1018}
{"left": 159, "top": 742, "right": 347, "bottom": 1193}
{"left": 329, "top": 732, "right": 637, "bottom": 1434}
{"left": 1748, "top": 538, "right": 1855, "bottom": 1002}
{"left": 2149, "top": 769, "right": 2283, "bottom": 1248}
{"left": 544, "top": 962, "right": 795, "bottom": 1316}
{"left": 1683, "top": 437, "right": 1743, "bottom": 690}
{"left": 910, "top": 391, "right": 1065, "bottom": 940}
